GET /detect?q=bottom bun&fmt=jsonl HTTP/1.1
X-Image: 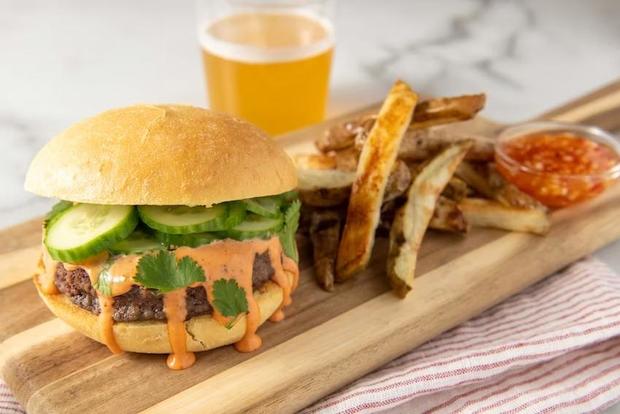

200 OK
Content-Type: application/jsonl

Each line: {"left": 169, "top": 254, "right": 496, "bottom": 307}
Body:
{"left": 34, "top": 277, "right": 284, "bottom": 353}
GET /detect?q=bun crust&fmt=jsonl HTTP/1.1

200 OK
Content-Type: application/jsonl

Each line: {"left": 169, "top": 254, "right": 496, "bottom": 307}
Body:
{"left": 34, "top": 277, "right": 284, "bottom": 353}
{"left": 25, "top": 105, "right": 297, "bottom": 206}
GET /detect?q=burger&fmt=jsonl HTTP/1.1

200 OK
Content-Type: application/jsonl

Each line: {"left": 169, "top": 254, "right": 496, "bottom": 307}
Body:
{"left": 25, "top": 104, "right": 300, "bottom": 369}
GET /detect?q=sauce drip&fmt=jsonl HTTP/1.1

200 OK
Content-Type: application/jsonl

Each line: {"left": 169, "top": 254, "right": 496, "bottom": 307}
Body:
{"left": 176, "top": 236, "right": 298, "bottom": 354}
{"left": 163, "top": 289, "right": 196, "bottom": 370}
{"left": 40, "top": 248, "right": 60, "bottom": 294}
{"left": 40, "top": 237, "right": 299, "bottom": 369}
{"left": 67, "top": 253, "right": 123, "bottom": 354}
{"left": 98, "top": 293, "right": 122, "bottom": 354}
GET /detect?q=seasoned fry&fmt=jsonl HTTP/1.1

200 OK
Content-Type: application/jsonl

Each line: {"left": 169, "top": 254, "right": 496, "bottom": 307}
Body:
{"left": 320, "top": 94, "right": 485, "bottom": 153}
{"left": 442, "top": 176, "right": 469, "bottom": 201}
{"left": 411, "top": 94, "right": 486, "bottom": 128}
{"left": 309, "top": 210, "right": 342, "bottom": 291}
{"left": 456, "top": 161, "right": 547, "bottom": 211}
{"left": 331, "top": 146, "right": 360, "bottom": 172}
{"left": 316, "top": 116, "right": 375, "bottom": 152}
{"left": 298, "top": 159, "right": 413, "bottom": 208}
{"left": 429, "top": 196, "right": 469, "bottom": 233}
{"left": 337, "top": 80, "right": 418, "bottom": 280}
{"left": 297, "top": 166, "right": 356, "bottom": 190}
{"left": 387, "top": 141, "right": 472, "bottom": 297}
{"left": 294, "top": 153, "right": 337, "bottom": 170}
{"left": 486, "top": 164, "right": 547, "bottom": 210}
{"left": 397, "top": 129, "right": 494, "bottom": 161}
{"left": 459, "top": 198, "right": 550, "bottom": 235}
{"left": 299, "top": 186, "right": 350, "bottom": 207}
{"left": 384, "top": 160, "right": 412, "bottom": 203}
{"left": 455, "top": 161, "right": 495, "bottom": 198}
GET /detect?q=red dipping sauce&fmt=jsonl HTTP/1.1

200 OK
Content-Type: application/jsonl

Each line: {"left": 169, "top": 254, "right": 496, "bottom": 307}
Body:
{"left": 495, "top": 122, "right": 620, "bottom": 208}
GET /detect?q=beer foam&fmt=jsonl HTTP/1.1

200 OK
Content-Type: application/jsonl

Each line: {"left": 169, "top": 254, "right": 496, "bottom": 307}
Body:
{"left": 199, "top": 12, "right": 334, "bottom": 64}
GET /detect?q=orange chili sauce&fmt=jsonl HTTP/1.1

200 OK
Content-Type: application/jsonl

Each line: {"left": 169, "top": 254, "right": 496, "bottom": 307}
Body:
{"left": 496, "top": 131, "right": 620, "bottom": 208}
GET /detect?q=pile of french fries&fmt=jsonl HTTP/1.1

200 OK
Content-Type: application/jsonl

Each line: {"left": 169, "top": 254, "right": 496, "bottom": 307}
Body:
{"left": 296, "top": 80, "right": 550, "bottom": 296}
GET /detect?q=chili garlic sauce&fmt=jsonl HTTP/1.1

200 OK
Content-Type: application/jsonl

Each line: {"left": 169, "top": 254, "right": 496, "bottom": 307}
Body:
{"left": 39, "top": 237, "right": 299, "bottom": 369}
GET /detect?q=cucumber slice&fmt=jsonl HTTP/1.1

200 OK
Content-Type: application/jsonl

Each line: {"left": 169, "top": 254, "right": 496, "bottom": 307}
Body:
{"left": 155, "top": 231, "right": 221, "bottom": 248}
{"left": 109, "top": 230, "right": 163, "bottom": 254}
{"left": 138, "top": 204, "right": 229, "bottom": 234}
{"left": 224, "top": 201, "right": 247, "bottom": 228}
{"left": 243, "top": 196, "right": 282, "bottom": 218}
{"left": 45, "top": 204, "right": 138, "bottom": 262}
{"left": 226, "top": 214, "right": 283, "bottom": 240}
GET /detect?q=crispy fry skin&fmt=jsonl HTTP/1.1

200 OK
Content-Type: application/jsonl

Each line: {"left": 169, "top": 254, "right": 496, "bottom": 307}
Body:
{"left": 316, "top": 116, "right": 375, "bottom": 152}
{"left": 297, "top": 158, "right": 412, "bottom": 208}
{"left": 299, "top": 186, "right": 351, "bottom": 207}
{"left": 397, "top": 129, "right": 495, "bottom": 161}
{"left": 294, "top": 153, "right": 338, "bottom": 170}
{"left": 486, "top": 164, "right": 547, "bottom": 210}
{"left": 331, "top": 146, "right": 360, "bottom": 172}
{"left": 429, "top": 196, "right": 469, "bottom": 233}
{"left": 456, "top": 161, "right": 547, "bottom": 211}
{"left": 411, "top": 94, "right": 486, "bottom": 127}
{"left": 442, "top": 176, "right": 469, "bottom": 201}
{"left": 459, "top": 198, "right": 550, "bottom": 235}
{"left": 309, "top": 210, "right": 342, "bottom": 291}
{"left": 387, "top": 141, "right": 472, "bottom": 297}
{"left": 337, "top": 81, "right": 418, "bottom": 280}
{"left": 384, "top": 160, "right": 412, "bottom": 203}
{"left": 455, "top": 161, "right": 495, "bottom": 198}
{"left": 318, "top": 94, "right": 485, "bottom": 153}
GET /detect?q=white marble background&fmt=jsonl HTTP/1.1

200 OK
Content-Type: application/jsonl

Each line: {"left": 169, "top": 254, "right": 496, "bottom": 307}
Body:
{"left": 0, "top": 0, "right": 619, "bottom": 411}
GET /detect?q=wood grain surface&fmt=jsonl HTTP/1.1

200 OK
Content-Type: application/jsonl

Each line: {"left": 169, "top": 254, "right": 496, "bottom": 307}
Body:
{"left": 1, "top": 79, "right": 620, "bottom": 414}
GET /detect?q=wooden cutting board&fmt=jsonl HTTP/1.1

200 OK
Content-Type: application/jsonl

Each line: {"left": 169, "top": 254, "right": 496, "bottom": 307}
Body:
{"left": 1, "top": 80, "right": 620, "bottom": 414}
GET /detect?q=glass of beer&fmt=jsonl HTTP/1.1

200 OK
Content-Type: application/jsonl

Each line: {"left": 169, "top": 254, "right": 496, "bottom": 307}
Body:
{"left": 197, "top": 0, "right": 334, "bottom": 135}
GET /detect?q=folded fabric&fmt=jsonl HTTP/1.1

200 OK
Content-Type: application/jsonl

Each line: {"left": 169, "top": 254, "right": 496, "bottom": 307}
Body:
{"left": 2, "top": 258, "right": 619, "bottom": 414}
{"left": 304, "top": 258, "right": 620, "bottom": 414}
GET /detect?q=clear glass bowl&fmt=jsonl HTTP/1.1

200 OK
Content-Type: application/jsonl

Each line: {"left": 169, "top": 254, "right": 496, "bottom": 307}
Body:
{"left": 495, "top": 121, "right": 620, "bottom": 208}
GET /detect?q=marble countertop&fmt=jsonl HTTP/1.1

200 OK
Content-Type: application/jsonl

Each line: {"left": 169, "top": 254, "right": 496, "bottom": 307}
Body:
{"left": 1, "top": 0, "right": 619, "bottom": 412}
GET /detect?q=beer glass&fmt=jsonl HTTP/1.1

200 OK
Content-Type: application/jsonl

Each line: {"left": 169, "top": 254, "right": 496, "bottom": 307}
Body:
{"left": 197, "top": 0, "right": 334, "bottom": 135}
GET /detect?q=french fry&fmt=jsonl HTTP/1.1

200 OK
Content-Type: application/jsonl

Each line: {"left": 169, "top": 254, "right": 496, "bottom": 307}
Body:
{"left": 309, "top": 210, "right": 342, "bottom": 291}
{"left": 384, "top": 160, "right": 412, "bottom": 203}
{"left": 442, "top": 176, "right": 469, "bottom": 201}
{"left": 387, "top": 141, "right": 472, "bottom": 297}
{"left": 294, "top": 153, "right": 337, "bottom": 170}
{"left": 456, "top": 161, "right": 547, "bottom": 211}
{"left": 331, "top": 146, "right": 360, "bottom": 172}
{"left": 337, "top": 80, "right": 418, "bottom": 280}
{"left": 486, "top": 164, "right": 547, "bottom": 210}
{"left": 318, "top": 94, "right": 485, "bottom": 153}
{"left": 397, "top": 129, "right": 495, "bottom": 161}
{"left": 298, "top": 159, "right": 413, "bottom": 208}
{"left": 455, "top": 161, "right": 495, "bottom": 198}
{"left": 315, "top": 116, "right": 375, "bottom": 152}
{"left": 459, "top": 198, "right": 550, "bottom": 235}
{"left": 429, "top": 196, "right": 469, "bottom": 233}
{"left": 410, "top": 94, "right": 486, "bottom": 129}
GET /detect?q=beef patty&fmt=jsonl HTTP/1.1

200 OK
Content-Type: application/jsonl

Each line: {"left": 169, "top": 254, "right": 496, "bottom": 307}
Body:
{"left": 54, "top": 252, "right": 275, "bottom": 322}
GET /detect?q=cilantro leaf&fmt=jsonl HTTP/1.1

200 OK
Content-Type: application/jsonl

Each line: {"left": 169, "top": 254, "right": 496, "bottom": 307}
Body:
{"left": 135, "top": 250, "right": 205, "bottom": 293}
{"left": 212, "top": 279, "right": 248, "bottom": 324}
{"left": 93, "top": 261, "right": 114, "bottom": 296}
{"left": 44, "top": 200, "right": 73, "bottom": 229}
{"left": 278, "top": 199, "right": 301, "bottom": 262}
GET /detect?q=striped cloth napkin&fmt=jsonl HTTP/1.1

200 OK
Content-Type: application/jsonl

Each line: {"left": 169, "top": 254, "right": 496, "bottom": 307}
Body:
{"left": 2, "top": 258, "right": 620, "bottom": 414}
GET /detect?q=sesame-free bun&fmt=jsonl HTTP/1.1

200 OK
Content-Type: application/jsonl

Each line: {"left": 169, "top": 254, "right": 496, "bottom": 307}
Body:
{"left": 25, "top": 105, "right": 297, "bottom": 206}
{"left": 34, "top": 276, "right": 284, "bottom": 353}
